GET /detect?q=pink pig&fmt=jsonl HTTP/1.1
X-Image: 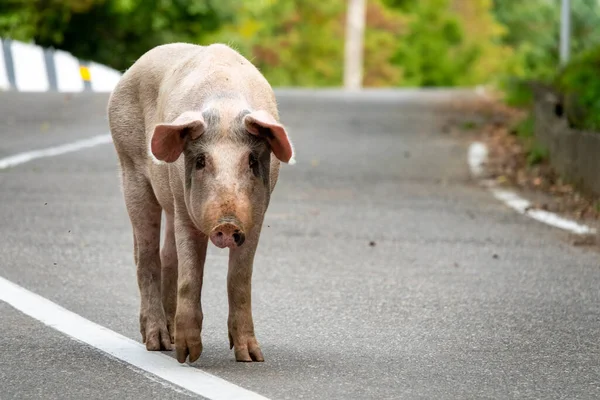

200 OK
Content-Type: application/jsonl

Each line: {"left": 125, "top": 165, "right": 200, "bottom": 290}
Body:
{"left": 107, "top": 43, "right": 295, "bottom": 363}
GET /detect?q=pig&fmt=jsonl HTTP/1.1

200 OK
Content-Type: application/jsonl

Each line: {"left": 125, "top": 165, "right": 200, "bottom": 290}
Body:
{"left": 106, "top": 43, "right": 295, "bottom": 363}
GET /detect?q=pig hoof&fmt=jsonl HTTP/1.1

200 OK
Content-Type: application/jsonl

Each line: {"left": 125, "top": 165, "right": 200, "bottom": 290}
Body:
{"left": 175, "top": 312, "right": 203, "bottom": 363}
{"left": 175, "top": 337, "right": 203, "bottom": 364}
{"left": 229, "top": 333, "right": 264, "bottom": 362}
{"left": 235, "top": 346, "right": 264, "bottom": 362}
{"left": 143, "top": 326, "right": 173, "bottom": 351}
{"left": 140, "top": 315, "right": 172, "bottom": 351}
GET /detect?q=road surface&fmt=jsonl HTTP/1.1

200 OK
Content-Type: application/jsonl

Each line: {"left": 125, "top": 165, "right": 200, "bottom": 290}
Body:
{"left": 0, "top": 90, "right": 598, "bottom": 399}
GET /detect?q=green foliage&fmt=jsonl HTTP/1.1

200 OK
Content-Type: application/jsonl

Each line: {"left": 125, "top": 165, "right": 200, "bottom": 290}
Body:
{"left": 387, "top": 0, "right": 511, "bottom": 87}
{"left": 526, "top": 144, "right": 549, "bottom": 166}
{"left": 391, "top": 0, "right": 465, "bottom": 86}
{"left": 492, "top": 0, "right": 600, "bottom": 109}
{"left": 207, "top": 0, "right": 346, "bottom": 87}
{"left": 510, "top": 114, "right": 548, "bottom": 166}
{"left": 555, "top": 45, "right": 600, "bottom": 131}
{"left": 250, "top": 0, "right": 345, "bottom": 87}
{"left": 503, "top": 80, "right": 534, "bottom": 108}
{"left": 0, "top": 0, "right": 101, "bottom": 43}
{"left": 514, "top": 115, "right": 535, "bottom": 139}
{"left": 1, "top": 0, "right": 596, "bottom": 91}
{"left": 0, "top": 0, "right": 235, "bottom": 71}
{"left": 492, "top": 0, "right": 558, "bottom": 82}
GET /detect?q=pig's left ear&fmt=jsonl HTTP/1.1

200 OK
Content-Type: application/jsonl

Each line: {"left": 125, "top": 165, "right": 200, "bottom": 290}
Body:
{"left": 244, "top": 110, "right": 295, "bottom": 164}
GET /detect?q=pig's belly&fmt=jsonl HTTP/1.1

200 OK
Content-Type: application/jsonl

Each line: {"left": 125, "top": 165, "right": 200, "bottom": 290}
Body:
{"left": 149, "top": 163, "right": 175, "bottom": 215}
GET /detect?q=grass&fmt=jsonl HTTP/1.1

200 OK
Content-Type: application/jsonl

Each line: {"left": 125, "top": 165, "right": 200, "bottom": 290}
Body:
{"left": 514, "top": 114, "right": 534, "bottom": 139}
{"left": 504, "top": 82, "right": 534, "bottom": 108}
{"left": 526, "top": 143, "right": 549, "bottom": 166}
{"left": 511, "top": 113, "right": 549, "bottom": 166}
{"left": 461, "top": 120, "right": 478, "bottom": 130}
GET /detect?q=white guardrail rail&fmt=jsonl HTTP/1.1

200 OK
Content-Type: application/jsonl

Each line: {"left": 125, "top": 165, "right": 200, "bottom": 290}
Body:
{"left": 0, "top": 38, "right": 122, "bottom": 93}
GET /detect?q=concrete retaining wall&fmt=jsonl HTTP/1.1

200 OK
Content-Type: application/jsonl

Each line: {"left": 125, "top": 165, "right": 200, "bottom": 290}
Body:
{"left": 0, "top": 38, "right": 121, "bottom": 93}
{"left": 532, "top": 84, "right": 600, "bottom": 197}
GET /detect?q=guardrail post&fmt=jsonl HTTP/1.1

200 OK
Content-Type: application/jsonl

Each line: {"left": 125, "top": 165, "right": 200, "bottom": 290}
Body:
{"left": 44, "top": 47, "right": 58, "bottom": 91}
{"left": 2, "top": 38, "right": 16, "bottom": 90}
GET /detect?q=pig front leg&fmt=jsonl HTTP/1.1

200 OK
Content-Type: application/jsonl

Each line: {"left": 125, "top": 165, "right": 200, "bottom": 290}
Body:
{"left": 227, "top": 223, "right": 265, "bottom": 362}
{"left": 174, "top": 213, "right": 208, "bottom": 364}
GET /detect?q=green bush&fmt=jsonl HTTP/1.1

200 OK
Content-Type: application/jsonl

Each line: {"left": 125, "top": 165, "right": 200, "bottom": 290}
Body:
{"left": 503, "top": 79, "right": 534, "bottom": 108}
{"left": 555, "top": 45, "right": 600, "bottom": 131}
{"left": 514, "top": 114, "right": 535, "bottom": 139}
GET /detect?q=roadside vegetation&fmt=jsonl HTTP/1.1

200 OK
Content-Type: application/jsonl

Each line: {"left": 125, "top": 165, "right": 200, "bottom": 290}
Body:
{"left": 0, "top": 0, "right": 552, "bottom": 88}
{"left": 0, "top": 1, "right": 598, "bottom": 93}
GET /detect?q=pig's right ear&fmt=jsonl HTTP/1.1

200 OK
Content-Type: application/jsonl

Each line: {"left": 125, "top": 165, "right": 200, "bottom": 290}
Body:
{"left": 151, "top": 111, "right": 206, "bottom": 163}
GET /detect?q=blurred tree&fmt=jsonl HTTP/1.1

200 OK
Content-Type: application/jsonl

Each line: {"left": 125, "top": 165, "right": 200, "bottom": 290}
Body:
{"left": 3, "top": 0, "right": 585, "bottom": 89}
{"left": 492, "top": 0, "right": 600, "bottom": 82}
{"left": 450, "top": 0, "right": 513, "bottom": 85}
{"left": 388, "top": 0, "right": 511, "bottom": 86}
{"left": 0, "top": 0, "right": 235, "bottom": 71}
{"left": 362, "top": 0, "right": 406, "bottom": 87}
{"left": 0, "top": 0, "right": 101, "bottom": 44}
{"left": 210, "top": 0, "right": 346, "bottom": 87}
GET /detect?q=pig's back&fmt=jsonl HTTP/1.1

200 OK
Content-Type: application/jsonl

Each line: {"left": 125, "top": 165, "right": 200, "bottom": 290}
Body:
{"left": 108, "top": 43, "right": 207, "bottom": 163}
{"left": 162, "top": 44, "right": 278, "bottom": 120}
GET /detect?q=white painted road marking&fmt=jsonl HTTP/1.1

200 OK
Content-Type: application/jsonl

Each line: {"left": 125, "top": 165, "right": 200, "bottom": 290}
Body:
{"left": 468, "top": 141, "right": 596, "bottom": 235}
{"left": 0, "top": 134, "right": 112, "bottom": 170}
{"left": 0, "top": 277, "right": 269, "bottom": 400}
{"left": 0, "top": 135, "right": 271, "bottom": 399}
{"left": 467, "top": 142, "right": 488, "bottom": 178}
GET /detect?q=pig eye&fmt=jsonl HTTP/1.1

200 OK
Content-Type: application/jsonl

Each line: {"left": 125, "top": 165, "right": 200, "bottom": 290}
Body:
{"left": 195, "top": 154, "right": 206, "bottom": 170}
{"left": 249, "top": 153, "right": 258, "bottom": 168}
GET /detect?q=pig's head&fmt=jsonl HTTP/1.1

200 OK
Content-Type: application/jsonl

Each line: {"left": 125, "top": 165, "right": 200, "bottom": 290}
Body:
{"left": 150, "top": 107, "right": 294, "bottom": 249}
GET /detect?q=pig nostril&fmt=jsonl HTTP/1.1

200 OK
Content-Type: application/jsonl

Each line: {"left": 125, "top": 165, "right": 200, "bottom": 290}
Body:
{"left": 233, "top": 232, "right": 245, "bottom": 246}
{"left": 217, "top": 232, "right": 223, "bottom": 237}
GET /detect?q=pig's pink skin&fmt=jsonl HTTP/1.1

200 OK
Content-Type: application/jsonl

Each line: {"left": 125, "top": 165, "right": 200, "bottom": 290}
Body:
{"left": 107, "top": 43, "right": 295, "bottom": 364}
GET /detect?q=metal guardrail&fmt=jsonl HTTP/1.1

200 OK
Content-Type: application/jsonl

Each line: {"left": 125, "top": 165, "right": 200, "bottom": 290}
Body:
{"left": 0, "top": 38, "right": 121, "bottom": 93}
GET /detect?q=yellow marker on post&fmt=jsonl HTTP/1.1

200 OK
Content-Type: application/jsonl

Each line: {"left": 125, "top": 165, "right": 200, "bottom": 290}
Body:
{"left": 79, "top": 65, "right": 91, "bottom": 81}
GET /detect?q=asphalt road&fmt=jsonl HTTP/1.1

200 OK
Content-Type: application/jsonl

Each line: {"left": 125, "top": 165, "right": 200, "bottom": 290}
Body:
{"left": 0, "top": 90, "right": 599, "bottom": 400}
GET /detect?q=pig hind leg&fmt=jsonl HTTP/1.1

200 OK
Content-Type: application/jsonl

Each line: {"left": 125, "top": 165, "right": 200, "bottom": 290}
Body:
{"left": 160, "top": 212, "right": 178, "bottom": 344}
{"left": 122, "top": 168, "right": 172, "bottom": 351}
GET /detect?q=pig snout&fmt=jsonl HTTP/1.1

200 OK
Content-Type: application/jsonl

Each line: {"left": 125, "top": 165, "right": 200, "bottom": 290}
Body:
{"left": 209, "top": 222, "right": 246, "bottom": 249}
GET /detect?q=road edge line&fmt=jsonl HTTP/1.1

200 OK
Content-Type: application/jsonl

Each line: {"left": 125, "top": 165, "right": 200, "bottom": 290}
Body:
{"left": 0, "top": 276, "right": 270, "bottom": 400}
{"left": 468, "top": 141, "right": 596, "bottom": 236}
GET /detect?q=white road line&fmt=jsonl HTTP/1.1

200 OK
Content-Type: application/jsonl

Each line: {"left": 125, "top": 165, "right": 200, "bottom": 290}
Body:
{"left": 468, "top": 141, "right": 596, "bottom": 235}
{"left": 0, "top": 135, "right": 271, "bottom": 399}
{"left": 467, "top": 141, "right": 488, "bottom": 178}
{"left": 0, "top": 277, "right": 270, "bottom": 400}
{"left": 0, "top": 134, "right": 112, "bottom": 169}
